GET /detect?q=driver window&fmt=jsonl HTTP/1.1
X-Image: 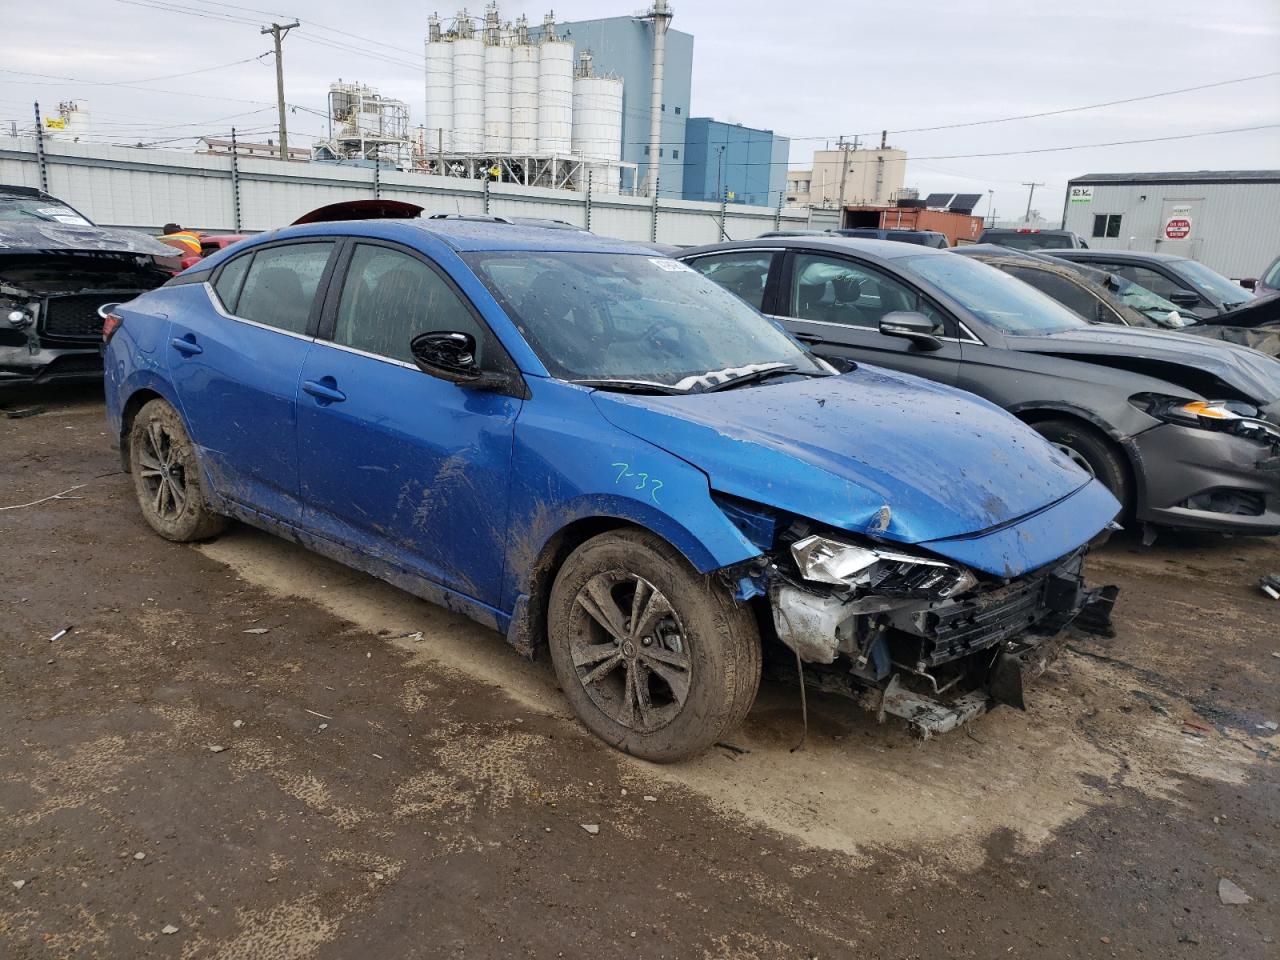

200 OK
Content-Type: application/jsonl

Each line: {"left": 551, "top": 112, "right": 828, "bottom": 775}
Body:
{"left": 789, "top": 254, "right": 934, "bottom": 331}
{"left": 333, "top": 244, "right": 484, "bottom": 364}
{"left": 685, "top": 252, "right": 773, "bottom": 310}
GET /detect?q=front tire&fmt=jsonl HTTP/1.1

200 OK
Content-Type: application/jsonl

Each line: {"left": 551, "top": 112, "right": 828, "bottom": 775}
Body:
{"left": 129, "top": 398, "right": 227, "bottom": 542}
{"left": 547, "top": 529, "right": 761, "bottom": 762}
{"left": 1034, "top": 418, "right": 1132, "bottom": 515}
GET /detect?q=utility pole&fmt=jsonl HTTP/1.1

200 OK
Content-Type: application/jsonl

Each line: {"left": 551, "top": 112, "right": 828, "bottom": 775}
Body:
{"left": 1021, "top": 181, "right": 1044, "bottom": 224}
{"left": 836, "top": 136, "right": 850, "bottom": 216}
{"left": 261, "top": 21, "right": 299, "bottom": 161}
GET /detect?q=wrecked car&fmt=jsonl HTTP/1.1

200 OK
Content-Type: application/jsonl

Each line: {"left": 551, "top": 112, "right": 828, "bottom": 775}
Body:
{"left": 1, "top": 185, "right": 174, "bottom": 387}
{"left": 103, "top": 218, "right": 1120, "bottom": 760}
{"left": 680, "top": 237, "right": 1280, "bottom": 537}
{"left": 954, "top": 246, "right": 1280, "bottom": 358}
{"left": 1045, "top": 249, "right": 1254, "bottom": 320}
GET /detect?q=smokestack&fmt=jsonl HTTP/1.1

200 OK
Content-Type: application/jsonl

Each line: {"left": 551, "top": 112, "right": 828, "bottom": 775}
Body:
{"left": 644, "top": 0, "right": 672, "bottom": 198}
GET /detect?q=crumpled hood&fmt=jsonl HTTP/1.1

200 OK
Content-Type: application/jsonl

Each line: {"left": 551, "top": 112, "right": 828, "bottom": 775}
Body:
{"left": 592, "top": 367, "right": 1094, "bottom": 545}
{"left": 0, "top": 222, "right": 174, "bottom": 258}
{"left": 1011, "top": 326, "right": 1280, "bottom": 403}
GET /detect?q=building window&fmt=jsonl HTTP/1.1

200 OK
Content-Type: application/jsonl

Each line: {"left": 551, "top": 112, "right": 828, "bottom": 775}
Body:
{"left": 1092, "top": 213, "right": 1122, "bottom": 238}
{"left": 675, "top": 106, "right": 681, "bottom": 115}
{"left": 661, "top": 103, "right": 666, "bottom": 112}
{"left": 659, "top": 148, "right": 664, "bottom": 157}
{"left": 644, "top": 146, "right": 649, "bottom": 155}
{"left": 672, "top": 149, "right": 679, "bottom": 159}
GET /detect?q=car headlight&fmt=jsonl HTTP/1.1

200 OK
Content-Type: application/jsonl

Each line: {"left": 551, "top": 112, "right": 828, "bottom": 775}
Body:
{"left": 1131, "top": 393, "right": 1280, "bottom": 444}
{"left": 790, "top": 534, "right": 977, "bottom": 600}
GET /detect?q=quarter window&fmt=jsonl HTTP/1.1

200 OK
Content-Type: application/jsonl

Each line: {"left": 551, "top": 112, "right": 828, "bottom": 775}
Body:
{"left": 212, "top": 253, "right": 251, "bottom": 312}
{"left": 1091, "top": 214, "right": 1122, "bottom": 238}
{"left": 234, "top": 242, "right": 335, "bottom": 334}
{"left": 685, "top": 251, "right": 773, "bottom": 310}
{"left": 333, "top": 244, "right": 484, "bottom": 365}
{"left": 789, "top": 254, "right": 935, "bottom": 331}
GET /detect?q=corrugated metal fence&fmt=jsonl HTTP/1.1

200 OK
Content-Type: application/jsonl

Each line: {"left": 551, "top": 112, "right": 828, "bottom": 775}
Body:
{"left": 0, "top": 134, "right": 807, "bottom": 245}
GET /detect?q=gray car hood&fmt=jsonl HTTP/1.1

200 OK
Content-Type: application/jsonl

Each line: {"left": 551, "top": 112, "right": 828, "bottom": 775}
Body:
{"left": 0, "top": 222, "right": 174, "bottom": 258}
{"left": 1009, "top": 326, "right": 1280, "bottom": 404}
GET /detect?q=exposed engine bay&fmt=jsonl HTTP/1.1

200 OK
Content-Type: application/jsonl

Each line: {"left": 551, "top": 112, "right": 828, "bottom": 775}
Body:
{"left": 722, "top": 509, "right": 1118, "bottom": 737}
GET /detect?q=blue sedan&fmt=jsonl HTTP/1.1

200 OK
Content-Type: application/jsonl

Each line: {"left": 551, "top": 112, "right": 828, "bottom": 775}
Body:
{"left": 102, "top": 216, "right": 1119, "bottom": 759}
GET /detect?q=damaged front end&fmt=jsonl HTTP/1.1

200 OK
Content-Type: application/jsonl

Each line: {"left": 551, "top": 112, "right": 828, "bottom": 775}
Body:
{"left": 726, "top": 516, "right": 1118, "bottom": 738}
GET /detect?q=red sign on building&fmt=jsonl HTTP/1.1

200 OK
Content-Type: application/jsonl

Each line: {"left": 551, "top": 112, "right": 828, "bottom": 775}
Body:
{"left": 1164, "top": 217, "right": 1192, "bottom": 240}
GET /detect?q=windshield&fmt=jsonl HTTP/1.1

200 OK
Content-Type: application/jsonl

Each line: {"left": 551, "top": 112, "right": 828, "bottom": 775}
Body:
{"left": 464, "top": 251, "right": 824, "bottom": 388}
{"left": 902, "top": 253, "right": 1088, "bottom": 335}
{"left": 983, "top": 232, "right": 1071, "bottom": 251}
{"left": 1173, "top": 258, "right": 1253, "bottom": 308}
{"left": 0, "top": 197, "right": 91, "bottom": 225}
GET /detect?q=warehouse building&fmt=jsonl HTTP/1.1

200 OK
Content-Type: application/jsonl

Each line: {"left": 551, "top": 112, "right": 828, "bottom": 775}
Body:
{"left": 1060, "top": 170, "right": 1280, "bottom": 279}
{"left": 681, "top": 118, "right": 788, "bottom": 207}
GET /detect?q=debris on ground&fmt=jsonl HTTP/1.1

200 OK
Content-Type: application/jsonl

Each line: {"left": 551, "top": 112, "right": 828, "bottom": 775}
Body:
{"left": 47, "top": 626, "right": 71, "bottom": 642}
{"left": 207, "top": 744, "right": 228, "bottom": 753}
{"left": 1257, "top": 721, "right": 1278, "bottom": 732}
{"left": 133, "top": 852, "right": 145, "bottom": 861}
{"left": 1261, "top": 575, "right": 1280, "bottom": 600}
{"left": 1218, "top": 878, "right": 1252, "bottom": 905}
{"left": 4, "top": 406, "right": 44, "bottom": 420}
{"left": 161, "top": 924, "right": 179, "bottom": 935}
{"left": 232, "top": 719, "right": 243, "bottom": 729}
{"left": 305, "top": 709, "right": 333, "bottom": 720}
{"left": 11, "top": 879, "right": 26, "bottom": 890}
{"left": 580, "top": 824, "right": 600, "bottom": 835}
{"left": 0, "top": 483, "right": 87, "bottom": 512}
{"left": 715, "top": 741, "right": 750, "bottom": 755}
{"left": 242, "top": 627, "right": 270, "bottom": 634}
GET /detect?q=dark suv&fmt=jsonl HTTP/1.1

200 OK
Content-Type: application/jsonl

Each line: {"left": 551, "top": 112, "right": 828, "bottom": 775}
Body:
{"left": 979, "top": 228, "right": 1087, "bottom": 251}
{"left": 831, "top": 228, "right": 948, "bottom": 248}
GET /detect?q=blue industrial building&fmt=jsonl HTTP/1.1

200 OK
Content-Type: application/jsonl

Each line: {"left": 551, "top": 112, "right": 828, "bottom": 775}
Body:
{"left": 546, "top": 15, "right": 694, "bottom": 198}
{"left": 681, "top": 118, "right": 789, "bottom": 207}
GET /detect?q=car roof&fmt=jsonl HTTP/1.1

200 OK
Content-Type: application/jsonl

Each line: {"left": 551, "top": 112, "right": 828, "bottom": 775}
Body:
{"left": 1048, "top": 249, "right": 1187, "bottom": 263}
{"left": 682, "top": 235, "right": 942, "bottom": 261}
{"left": 252, "top": 218, "right": 645, "bottom": 255}
{"left": 981, "top": 227, "right": 1074, "bottom": 234}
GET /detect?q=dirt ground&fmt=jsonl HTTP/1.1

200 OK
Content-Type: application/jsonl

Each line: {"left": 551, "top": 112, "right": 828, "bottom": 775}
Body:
{"left": 2, "top": 385, "right": 1277, "bottom": 960}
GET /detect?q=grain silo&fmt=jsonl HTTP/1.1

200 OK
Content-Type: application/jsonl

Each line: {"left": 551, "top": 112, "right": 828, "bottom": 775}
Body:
{"left": 509, "top": 15, "right": 540, "bottom": 155}
{"left": 451, "top": 14, "right": 484, "bottom": 153}
{"left": 571, "top": 53, "right": 623, "bottom": 193}
{"left": 424, "top": 14, "right": 453, "bottom": 153}
{"left": 536, "top": 13, "right": 573, "bottom": 155}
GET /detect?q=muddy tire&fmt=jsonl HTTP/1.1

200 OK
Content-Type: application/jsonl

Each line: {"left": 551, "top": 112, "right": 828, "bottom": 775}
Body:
{"left": 1034, "top": 418, "right": 1131, "bottom": 514}
{"left": 547, "top": 528, "right": 761, "bottom": 762}
{"left": 129, "top": 398, "right": 227, "bottom": 542}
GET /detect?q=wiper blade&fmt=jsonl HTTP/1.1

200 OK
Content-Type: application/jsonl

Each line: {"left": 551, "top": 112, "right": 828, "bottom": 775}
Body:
{"left": 700, "top": 365, "right": 825, "bottom": 393}
{"left": 569, "top": 378, "right": 689, "bottom": 396}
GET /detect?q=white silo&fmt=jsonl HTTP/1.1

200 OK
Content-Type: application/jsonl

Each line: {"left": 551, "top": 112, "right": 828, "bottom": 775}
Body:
{"left": 536, "top": 15, "right": 573, "bottom": 155}
{"left": 483, "top": 43, "right": 512, "bottom": 154}
{"left": 510, "top": 30, "right": 540, "bottom": 155}
{"left": 424, "top": 15, "right": 453, "bottom": 154}
{"left": 572, "top": 55, "right": 623, "bottom": 192}
{"left": 451, "top": 10, "right": 484, "bottom": 154}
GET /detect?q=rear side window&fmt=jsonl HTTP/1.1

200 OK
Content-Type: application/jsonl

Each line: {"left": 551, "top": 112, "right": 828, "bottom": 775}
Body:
{"left": 212, "top": 254, "right": 251, "bottom": 312}
{"left": 234, "top": 242, "right": 335, "bottom": 334}
{"left": 684, "top": 251, "right": 773, "bottom": 310}
{"left": 333, "top": 243, "right": 485, "bottom": 365}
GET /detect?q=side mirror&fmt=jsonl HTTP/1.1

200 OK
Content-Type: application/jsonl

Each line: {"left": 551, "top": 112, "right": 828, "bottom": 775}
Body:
{"left": 410, "top": 330, "right": 516, "bottom": 393}
{"left": 1240, "top": 277, "right": 1257, "bottom": 291}
{"left": 1168, "top": 290, "right": 1201, "bottom": 308}
{"left": 879, "top": 311, "right": 942, "bottom": 351}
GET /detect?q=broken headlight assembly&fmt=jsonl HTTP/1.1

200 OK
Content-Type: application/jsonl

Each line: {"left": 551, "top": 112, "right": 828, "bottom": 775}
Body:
{"left": 790, "top": 534, "right": 977, "bottom": 601}
{"left": 1130, "top": 393, "right": 1280, "bottom": 447}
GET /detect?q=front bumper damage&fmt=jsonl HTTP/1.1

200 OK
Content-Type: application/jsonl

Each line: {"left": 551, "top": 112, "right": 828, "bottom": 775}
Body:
{"left": 764, "top": 548, "right": 1119, "bottom": 738}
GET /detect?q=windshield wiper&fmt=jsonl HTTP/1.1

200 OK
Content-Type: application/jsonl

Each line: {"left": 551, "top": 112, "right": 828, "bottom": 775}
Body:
{"left": 700, "top": 365, "right": 826, "bottom": 393}
{"left": 570, "top": 378, "right": 690, "bottom": 396}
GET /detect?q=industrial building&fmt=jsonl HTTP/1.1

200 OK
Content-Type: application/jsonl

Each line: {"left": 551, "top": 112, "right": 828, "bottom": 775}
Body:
{"left": 681, "top": 118, "right": 789, "bottom": 207}
{"left": 786, "top": 143, "right": 908, "bottom": 208}
{"left": 312, "top": 82, "right": 413, "bottom": 168}
{"left": 1059, "top": 169, "right": 1280, "bottom": 279}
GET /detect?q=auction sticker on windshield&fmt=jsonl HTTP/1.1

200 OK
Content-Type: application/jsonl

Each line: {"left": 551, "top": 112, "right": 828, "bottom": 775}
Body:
{"left": 650, "top": 257, "right": 691, "bottom": 271}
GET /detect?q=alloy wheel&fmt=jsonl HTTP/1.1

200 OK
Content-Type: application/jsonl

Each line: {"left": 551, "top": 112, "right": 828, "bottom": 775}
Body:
{"left": 137, "top": 420, "right": 188, "bottom": 520}
{"left": 569, "top": 570, "right": 691, "bottom": 733}
{"left": 1053, "top": 442, "right": 1096, "bottom": 478}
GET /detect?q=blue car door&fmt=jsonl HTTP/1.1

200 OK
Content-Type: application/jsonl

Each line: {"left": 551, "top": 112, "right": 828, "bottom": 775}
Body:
{"left": 167, "top": 240, "right": 336, "bottom": 522}
{"left": 295, "top": 239, "right": 522, "bottom": 607}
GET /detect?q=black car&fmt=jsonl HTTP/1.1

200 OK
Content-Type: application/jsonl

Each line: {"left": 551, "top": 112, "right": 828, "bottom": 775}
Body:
{"left": 1, "top": 185, "right": 173, "bottom": 388}
{"left": 1044, "top": 249, "right": 1253, "bottom": 320}
{"left": 679, "top": 237, "right": 1280, "bottom": 537}
{"left": 978, "top": 228, "right": 1087, "bottom": 251}
{"left": 831, "top": 228, "right": 949, "bottom": 248}
{"left": 954, "top": 246, "right": 1280, "bottom": 358}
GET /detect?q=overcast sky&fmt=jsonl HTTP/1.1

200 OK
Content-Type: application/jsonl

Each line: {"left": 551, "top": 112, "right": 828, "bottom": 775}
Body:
{"left": 4, "top": 0, "right": 1278, "bottom": 218}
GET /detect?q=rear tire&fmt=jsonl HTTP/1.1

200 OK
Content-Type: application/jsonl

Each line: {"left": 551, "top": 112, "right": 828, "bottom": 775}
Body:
{"left": 1034, "top": 418, "right": 1131, "bottom": 514}
{"left": 129, "top": 398, "right": 228, "bottom": 542}
{"left": 547, "top": 529, "right": 761, "bottom": 762}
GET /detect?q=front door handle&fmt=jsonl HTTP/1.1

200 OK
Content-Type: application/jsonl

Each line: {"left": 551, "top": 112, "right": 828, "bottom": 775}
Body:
{"left": 794, "top": 332, "right": 826, "bottom": 345}
{"left": 302, "top": 377, "right": 347, "bottom": 404}
{"left": 170, "top": 334, "right": 203, "bottom": 356}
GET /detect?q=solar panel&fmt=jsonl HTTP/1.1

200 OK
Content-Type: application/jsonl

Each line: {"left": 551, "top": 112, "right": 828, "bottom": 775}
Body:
{"left": 948, "top": 193, "right": 983, "bottom": 214}
{"left": 922, "top": 192, "right": 954, "bottom": 208}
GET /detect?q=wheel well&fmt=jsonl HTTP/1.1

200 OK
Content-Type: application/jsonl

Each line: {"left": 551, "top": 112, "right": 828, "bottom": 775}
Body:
{"left": 518, "top": 517, "right": 660, "bottom": 655}
{"left": 118, "top": 389, "right": 164, "bottom": 471}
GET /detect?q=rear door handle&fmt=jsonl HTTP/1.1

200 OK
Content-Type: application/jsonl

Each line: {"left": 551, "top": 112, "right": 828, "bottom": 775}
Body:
{"left": 302, "top": 377, "right": 347, "bottom": 404}
{"left": 170, "top": 334, "right": 203, "bottom": 356}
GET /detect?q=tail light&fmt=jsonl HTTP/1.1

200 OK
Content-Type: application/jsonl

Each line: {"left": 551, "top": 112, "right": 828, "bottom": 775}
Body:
{"left": 101, "top": 309, "right": 124, "bottom": 343}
